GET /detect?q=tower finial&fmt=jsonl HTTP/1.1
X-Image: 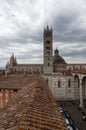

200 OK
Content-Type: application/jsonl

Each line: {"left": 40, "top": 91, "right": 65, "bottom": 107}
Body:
{"left": 46, "top": 21, "right": 49, "bottom": 29}
{"left": 47, "top": 25, "right": 49, "bottom": 29}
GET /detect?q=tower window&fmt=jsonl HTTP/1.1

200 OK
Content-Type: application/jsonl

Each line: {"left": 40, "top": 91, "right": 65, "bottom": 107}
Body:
{"left": 47, "top": 52, "right": 50, "bottom": 55}
{"left": 48, "top": 58, "right": 50, "bottom": 61}
{"left": 46, "top": 46, "right": 50, "bottom": 50}
{"left": 46, "top": 34, "right": 48, "bottom": 37}
{"left": 48, "top": 63, "right": 50, "bottom": 66}
{"left": 46, "top": 41, "right": 50, "bottom": 44}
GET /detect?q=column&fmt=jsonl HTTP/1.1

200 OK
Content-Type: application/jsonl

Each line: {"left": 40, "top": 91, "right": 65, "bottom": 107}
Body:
{"left": 79, "top": 78, "right": 83, "bottom": 108}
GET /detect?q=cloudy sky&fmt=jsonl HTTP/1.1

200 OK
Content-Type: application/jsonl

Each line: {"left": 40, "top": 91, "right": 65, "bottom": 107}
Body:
{"left": 0, "top": 0, "right": 86, "bottom": 67}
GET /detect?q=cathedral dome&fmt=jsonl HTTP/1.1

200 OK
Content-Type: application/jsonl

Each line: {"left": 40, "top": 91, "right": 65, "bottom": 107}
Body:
{"left": 53, "top": 48, "right": 66, "bottom": 64}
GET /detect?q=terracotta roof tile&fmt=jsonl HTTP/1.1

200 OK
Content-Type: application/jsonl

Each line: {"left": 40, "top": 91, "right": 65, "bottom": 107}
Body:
{"left": 0, "top": 76, "right": 67, "bottom": 130}
{"left": 0, "top": 75, "right": 33, "bottom": 89}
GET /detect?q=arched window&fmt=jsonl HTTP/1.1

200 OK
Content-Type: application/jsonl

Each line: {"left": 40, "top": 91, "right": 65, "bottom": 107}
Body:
{"left": 46, "top": 41, "right": 50, "bottom": 44}
{"left": 58, "top": 80, "right": 61, "bottom": 88}
{"left": 48, "top": 58, "right": 50, "bottom": 61}
{"left": 48, "top": 63, "right": 50, "bottom": 66}
{"left": 68, "top": 79, "right": 71, "bottom": 87}
{"left": 29, "top": 69, "right": 31, "bottom": 72}
{"left": 47, "top": 51, "right": 50, "bottom": 55}
{"left": 46, "top": 46, "right": 50, "bottom": 50}
{"left": 74, "top": 75, "right": 80, "bottom": 88}
{"left": 37, "top": 68, "right": 39, "bottom": 72}
{"left": 46, "top": 78, "right": 48, "bottom": 84}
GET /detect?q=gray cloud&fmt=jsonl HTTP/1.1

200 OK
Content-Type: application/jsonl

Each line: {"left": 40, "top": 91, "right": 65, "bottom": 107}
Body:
{"left": 0, "top": 0, "right": 86, "bottom": 66}
{"left": 63, "top": 49, "right": 86, "bottom": 58}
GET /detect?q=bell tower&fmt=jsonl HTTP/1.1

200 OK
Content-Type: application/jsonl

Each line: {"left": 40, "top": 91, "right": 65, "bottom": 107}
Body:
{"left": 43, "top": 25, "right": 53, "bottom": 74}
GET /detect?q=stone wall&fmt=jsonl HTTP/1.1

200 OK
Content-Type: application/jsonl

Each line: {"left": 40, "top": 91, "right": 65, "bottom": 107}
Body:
{"left": 44, "top": 74, "right": 74, "bottom": 100}
{"left": 66, "top": 64, "right": 86, "bottom": 71}
{"left": 6, "top": 64, "right": 43, "bottom": 74}
{"left": 0, "top": 89, "right": 16, "bottom": 107}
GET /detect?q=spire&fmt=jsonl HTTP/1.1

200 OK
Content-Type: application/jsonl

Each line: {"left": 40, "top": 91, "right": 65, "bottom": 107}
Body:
{"left": 11, "top": 52, "right": 14, "bottom": 59}
{"left": 51, "top": 27, "right": 52, "bottom": 31}
{"left": 14, "top": 56, "right": 17, "bottom": 64}
{"left": 44, "top": 25, "right": 52, "bottom": 33}
{"left": 47, "top": 25, "right": 49, "bottom": 30}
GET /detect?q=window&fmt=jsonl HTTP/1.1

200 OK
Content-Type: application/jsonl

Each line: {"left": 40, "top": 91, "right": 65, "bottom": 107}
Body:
{"left": 68, "top": 79, "right": 71, "bottom": 88}
{"left": 46, "top": 34, "right": 47, "bottom": 37}
{"left": 48, "top": 63, "right": 50, "bottom": 66}
{"left": 48, "top": 58, "right": 50, "bottom": 61}
{"left": 45, "top": 33, "right": 51, "bottom": 37}
{"left": 58, "top": 80, "right": 61, "bottom": 87}
{"left": 29, "top": 69, "right": 31, "bottom": 72}
{"left": 46, "top": 41, "right": 50, "bottom": 44}
{"left": 46, "top": 46, "right": 50, "bottom": 50}
{"left": 14, "top": 89, "right": 17, "bottom": 92}
{"left": 37, "top": 68, "right": 39, "bottom": 72}
{"left": 47, "top": 51, "right": 50, "bottom": 55}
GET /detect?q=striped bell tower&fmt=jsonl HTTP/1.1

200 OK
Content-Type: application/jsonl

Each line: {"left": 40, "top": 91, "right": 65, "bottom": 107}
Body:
{"left": 43, "top": 25, "right": 53, "bottom": 74}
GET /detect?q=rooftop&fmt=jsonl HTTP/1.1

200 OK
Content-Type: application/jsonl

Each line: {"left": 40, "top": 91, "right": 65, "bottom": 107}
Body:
{"left": 0, "top": 76, "right": 67, "bottom": 130}
{"left": 0, "top": 75, "right": 32, "bottom": 89}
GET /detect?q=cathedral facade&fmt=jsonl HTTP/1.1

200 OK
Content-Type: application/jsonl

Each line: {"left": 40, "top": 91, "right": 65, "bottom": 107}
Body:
{"left": 5, "top": 26, "right": 86, "bottom": 107}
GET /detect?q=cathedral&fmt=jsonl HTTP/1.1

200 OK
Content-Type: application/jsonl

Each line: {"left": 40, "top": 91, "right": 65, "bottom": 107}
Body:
{"left": 5, "top": 25, "right": 76, "bottom": 75}
{"left": 4, "top": 26, "right": 86, "bottom": 108}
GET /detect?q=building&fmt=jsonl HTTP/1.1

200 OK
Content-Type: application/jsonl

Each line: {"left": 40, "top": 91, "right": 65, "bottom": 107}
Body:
{"left": 0, "top": 77, "right": 68, "bottom": 130}
{"left": 2, "top": 25, "right": 86, "bottom": 108}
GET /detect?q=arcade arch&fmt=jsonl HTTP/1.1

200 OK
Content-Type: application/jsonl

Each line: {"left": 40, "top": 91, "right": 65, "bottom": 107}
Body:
{"left": 74, "top": 75, "right": 80, "bottom": 99}
{"left": 82, "top": 76, "right": 86, "bottom": 99}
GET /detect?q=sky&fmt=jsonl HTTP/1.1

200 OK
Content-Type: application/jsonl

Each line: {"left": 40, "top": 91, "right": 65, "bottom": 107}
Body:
{"left": 0, "top": 0, "right": 86, "bottom": 67}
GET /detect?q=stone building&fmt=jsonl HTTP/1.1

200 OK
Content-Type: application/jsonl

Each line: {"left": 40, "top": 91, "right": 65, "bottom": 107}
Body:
{"left": 2, "top": 25, "right": 86, "bottom": 108}
{"left": 6, "top": 53, "right": 43, "bottom": 75}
